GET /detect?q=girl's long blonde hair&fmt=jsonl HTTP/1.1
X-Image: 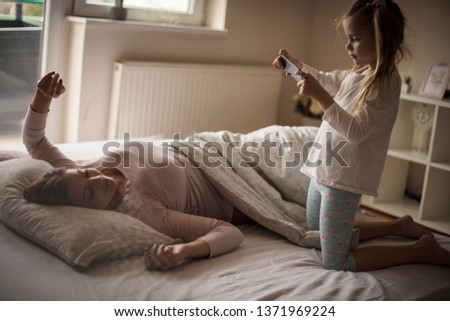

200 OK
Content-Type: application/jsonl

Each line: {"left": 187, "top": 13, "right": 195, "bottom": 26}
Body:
{"left": 339, "top": 0, "right": 409, "bottom": 113}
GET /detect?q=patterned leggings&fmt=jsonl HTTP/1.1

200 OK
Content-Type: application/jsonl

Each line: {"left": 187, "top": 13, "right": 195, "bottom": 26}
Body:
{"left": 306, "top": 180, "right": 361, "bottom": 271}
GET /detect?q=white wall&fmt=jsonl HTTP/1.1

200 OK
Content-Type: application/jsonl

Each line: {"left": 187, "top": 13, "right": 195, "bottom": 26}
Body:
{"left": 46, "top": 0, "right": 315, "bottom": 142}
{"left": 306, "top": 0, "right": 450, "bottom": 92}
{"left": 396, "top": 0, "right": 450, "bottom": 90}
{"left": 280, "top": 0, "right": 450, "bottom": 127}
{"left": 44, "top": 0, "right": 450, "bottom": 143}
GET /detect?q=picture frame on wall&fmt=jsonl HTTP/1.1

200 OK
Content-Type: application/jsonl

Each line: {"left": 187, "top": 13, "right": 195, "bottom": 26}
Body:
{"left": 418, "top": 62, "right": 450, "bottom": 99}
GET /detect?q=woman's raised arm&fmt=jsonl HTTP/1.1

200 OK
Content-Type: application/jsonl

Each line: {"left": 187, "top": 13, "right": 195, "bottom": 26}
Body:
{"left": 23, "top": 72, "right": 77, "bottom": 169}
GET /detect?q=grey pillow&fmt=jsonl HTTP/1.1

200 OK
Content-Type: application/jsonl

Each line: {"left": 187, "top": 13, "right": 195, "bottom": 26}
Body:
{"left": 0, "top": 158, "right": 174, "bottom": 267}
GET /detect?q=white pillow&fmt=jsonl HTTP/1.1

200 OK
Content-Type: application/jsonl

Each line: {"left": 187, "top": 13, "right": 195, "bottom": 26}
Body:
{"left": 0, "top": 158, "right": 174, "bottom": 267}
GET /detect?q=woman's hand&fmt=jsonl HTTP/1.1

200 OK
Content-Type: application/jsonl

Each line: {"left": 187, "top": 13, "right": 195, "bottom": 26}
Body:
{"left": 30, "top": 72, "right": 66, "bottom": 113}
{"left": 297, "top": 71, "right": 334, "bottom": 112}
{"left": 37, "top": 71, "right": 66, "bottom": 98}
{"left": 144, "top": 244, "right": 188, "bottom": 270}
{"left": 144, "top": 239, "right": 210, "bottom": 271}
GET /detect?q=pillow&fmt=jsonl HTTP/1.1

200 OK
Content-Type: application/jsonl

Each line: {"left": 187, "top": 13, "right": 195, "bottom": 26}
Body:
{"left": 0, "top": 158, "right": 174, "bottom": 267}
{"left": 0, "top": 149, "right": 29, "bottom": 162}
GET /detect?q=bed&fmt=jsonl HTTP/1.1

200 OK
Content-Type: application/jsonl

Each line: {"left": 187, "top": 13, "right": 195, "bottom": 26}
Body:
{"left": 1, "top": 128, "right": 450, "bottom": 301}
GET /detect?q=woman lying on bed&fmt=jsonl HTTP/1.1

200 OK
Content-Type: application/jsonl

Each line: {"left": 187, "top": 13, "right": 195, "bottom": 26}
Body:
{"left": 23, "top": 72, "right": 450, "bottom": 271}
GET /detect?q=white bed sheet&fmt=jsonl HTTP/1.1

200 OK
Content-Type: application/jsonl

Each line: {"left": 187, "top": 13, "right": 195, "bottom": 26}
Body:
{"left": 1, "top": 222, "right": 450, "bottom": 300}
{"left": 1, "top": 139, "right": 450, "bottom": 300}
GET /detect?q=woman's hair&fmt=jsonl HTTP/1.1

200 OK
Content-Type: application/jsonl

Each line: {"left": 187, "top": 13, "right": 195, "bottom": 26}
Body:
{"left": 338, "top": 0, "right": 410, "bottom": 112}
{"left": 23, "top": 167, "right": 73, "bottom": 206}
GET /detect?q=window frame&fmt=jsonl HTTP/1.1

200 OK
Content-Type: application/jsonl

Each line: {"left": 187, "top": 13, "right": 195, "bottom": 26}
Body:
{"left": 72, "top": 0, "right": 205, "bottom": 26}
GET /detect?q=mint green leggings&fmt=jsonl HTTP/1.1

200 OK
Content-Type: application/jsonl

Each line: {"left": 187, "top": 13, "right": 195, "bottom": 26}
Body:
{"left": 306, "top": 180, "right": 361, "bottom": 271}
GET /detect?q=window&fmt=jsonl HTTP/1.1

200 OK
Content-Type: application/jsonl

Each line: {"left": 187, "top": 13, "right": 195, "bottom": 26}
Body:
{"left": 73, "top": 0, "right": 205, "bottom": 26}
{"left": 117, "top": 0, "right": 190, "bottom": 13}
{"left": 0, "top": 0, "right": 45, "bottom": 147}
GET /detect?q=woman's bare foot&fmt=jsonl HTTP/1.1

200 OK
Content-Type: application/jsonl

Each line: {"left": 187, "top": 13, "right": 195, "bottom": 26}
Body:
{"left": 396, "top": 215, "right": 431, "bottom": 239}
{"left": 417, "top": 234, "right": 450, "bottom": 267}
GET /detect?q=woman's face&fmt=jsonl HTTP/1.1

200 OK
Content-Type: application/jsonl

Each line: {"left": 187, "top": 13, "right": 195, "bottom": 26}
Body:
{"left": 343, "top": 17, "right": 377, "bottom": 70}
{"left": 63, "top": 168, "right": 118, "bottom": 209}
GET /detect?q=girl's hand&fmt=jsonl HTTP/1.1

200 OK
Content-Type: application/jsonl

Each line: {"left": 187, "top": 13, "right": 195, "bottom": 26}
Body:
{"left": 272, "top": 53, "right": 285, "bottom": 70}
{"left": 296, "top": 71, "right": 321, "bottom": 97}
{"left": 273, "top": 49, "right": 304, "bottom": 79}
{"left": 30, "top": 72, "right": 66, "bottom": 113}
{"left": 297, "top": 71, "right": 334, "bottom": 111}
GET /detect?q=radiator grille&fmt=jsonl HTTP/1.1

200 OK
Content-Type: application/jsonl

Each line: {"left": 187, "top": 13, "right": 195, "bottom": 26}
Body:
{"left": 108, "top": 61, "right": 282, "bottom": 139}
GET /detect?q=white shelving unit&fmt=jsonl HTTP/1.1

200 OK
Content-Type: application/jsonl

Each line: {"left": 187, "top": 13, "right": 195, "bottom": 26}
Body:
{"left": 362, "top": 92, "right": 450, "bottom": 235}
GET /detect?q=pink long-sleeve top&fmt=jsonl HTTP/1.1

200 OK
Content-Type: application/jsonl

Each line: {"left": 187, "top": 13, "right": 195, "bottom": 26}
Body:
{"left": 22, "top": 108, "right": 244, "bottom": 257}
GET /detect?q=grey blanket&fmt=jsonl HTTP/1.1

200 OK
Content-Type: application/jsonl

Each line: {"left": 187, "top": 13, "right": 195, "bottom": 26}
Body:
{"left": 178, "top": 125, "right": 359, "bottom": 249}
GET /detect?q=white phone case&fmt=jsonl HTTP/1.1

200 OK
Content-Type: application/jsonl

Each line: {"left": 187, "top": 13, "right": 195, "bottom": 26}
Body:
{"left": 280, "top": 55, "right": 303, "bottom": 82}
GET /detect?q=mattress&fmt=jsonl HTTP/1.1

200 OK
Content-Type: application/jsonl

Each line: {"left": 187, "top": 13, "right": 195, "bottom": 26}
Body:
{"left": 1, "top": 139, "right": 450, "bottom": 301}
{"left": 1, "top": 221, "right": 450, "bottom": 300}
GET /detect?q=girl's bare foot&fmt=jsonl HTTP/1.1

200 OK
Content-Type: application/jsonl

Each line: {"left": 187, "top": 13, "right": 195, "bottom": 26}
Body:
{"left": 417, "top": 234, "right": 450, "bottom": 267}
{"left": 396, "top": 215, "right": 431, "bottom": 239}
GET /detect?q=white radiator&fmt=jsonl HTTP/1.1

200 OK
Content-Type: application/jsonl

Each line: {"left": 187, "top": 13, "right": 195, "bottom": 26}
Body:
{"left": 108, "top": 61, "right": 282, "bottom": 139}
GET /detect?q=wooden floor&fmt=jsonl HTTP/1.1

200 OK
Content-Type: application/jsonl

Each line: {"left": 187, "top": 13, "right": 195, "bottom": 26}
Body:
{"left": 359, "top": 205, "right": 396, "bottom": 222}
{"left": 360, "top": 205, "right": 448, "bottom": 236}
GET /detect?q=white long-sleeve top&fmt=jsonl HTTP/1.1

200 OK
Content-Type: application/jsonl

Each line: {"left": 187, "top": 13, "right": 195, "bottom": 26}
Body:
{"left": 300, "top": 64, "right": 401, "bottom": 196}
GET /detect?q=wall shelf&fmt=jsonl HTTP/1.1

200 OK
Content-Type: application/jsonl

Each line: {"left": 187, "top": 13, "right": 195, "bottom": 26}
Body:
{"left": 362, "top": 92, "right": 450, "bottom": 235}
{"left": 387, "top": 149, "right": 428, "bottom": 164}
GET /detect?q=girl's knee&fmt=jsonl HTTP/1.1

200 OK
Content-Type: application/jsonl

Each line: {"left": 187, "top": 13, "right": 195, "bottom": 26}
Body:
{"left": 322, "top": 260, "right": 345, "bottom": 271}
{"left": 322, "top": 253, "right": 356, "bottom": 272}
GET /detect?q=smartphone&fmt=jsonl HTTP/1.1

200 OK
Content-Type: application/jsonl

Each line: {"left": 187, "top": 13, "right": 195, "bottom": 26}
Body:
{"left": 279, "top": 55, "right": 303, "bottom": 82}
